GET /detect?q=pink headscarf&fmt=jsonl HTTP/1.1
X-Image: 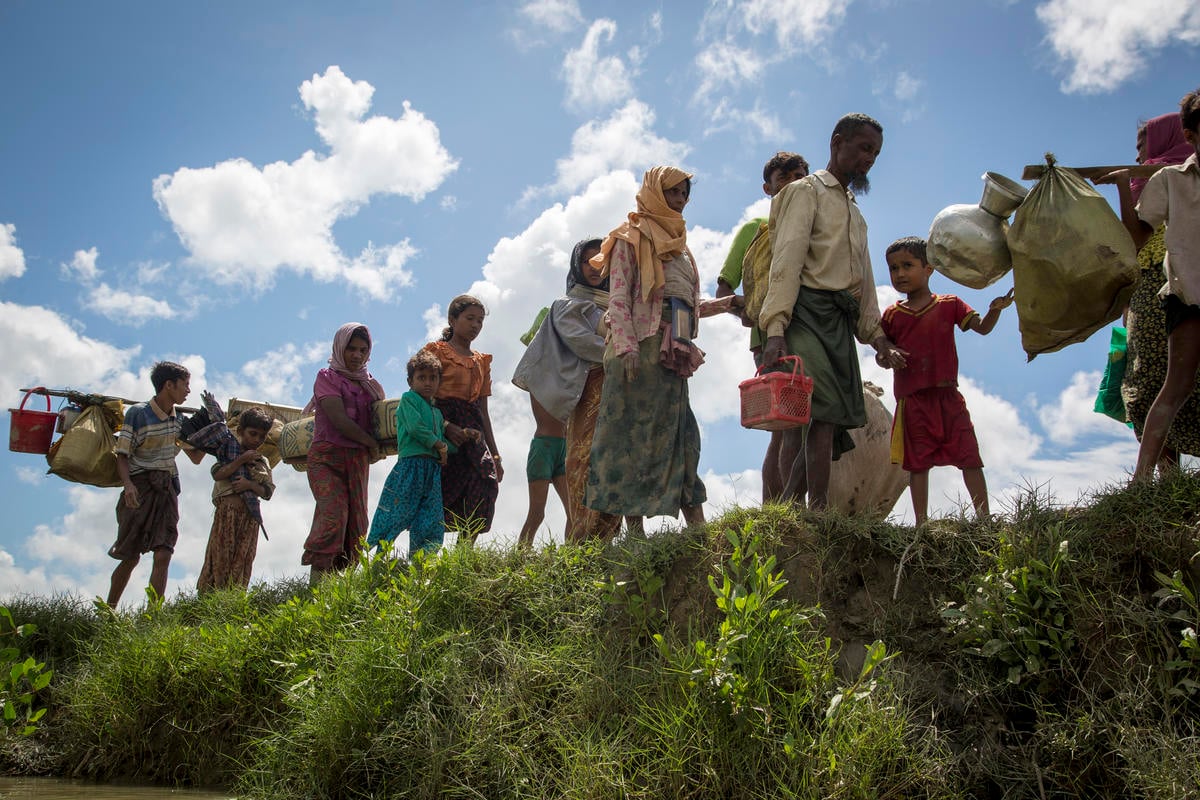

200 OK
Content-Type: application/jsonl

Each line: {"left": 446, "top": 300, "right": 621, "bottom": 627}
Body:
{"left": 303, "top": 322, "right": 386, "bottom": 413}
{"left": 1132, "top": 112, "right": 1194, "bottom": 203}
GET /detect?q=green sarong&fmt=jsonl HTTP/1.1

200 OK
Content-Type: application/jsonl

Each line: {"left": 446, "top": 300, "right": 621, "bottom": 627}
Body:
{"left": 782, "top": 286, "right": 865, "bottom": 459}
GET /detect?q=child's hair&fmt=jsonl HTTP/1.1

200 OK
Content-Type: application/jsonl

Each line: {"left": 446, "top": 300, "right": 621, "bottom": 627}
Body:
{"left": 762, "top": 151, "right": 810, "bottom": 183}
{"left": 1180, "top": 87, "right": 1200, "bottom": 134}
{"left": 831, "top": 113, "right": 883, "bottom": 143}
{"left": 886, "top": 236, "right": 928, "bottom": 263}
{"left": 238, "top": 407, "right": 273, "bottom": 433}
{"left": 150, "top": 361, "right": 190, "bottom": 393}
{"left": 407, "top": 350, "right": 443, "bottom": 381}
{"left": 441, "top": 294, "right": 487, "bottom": 341}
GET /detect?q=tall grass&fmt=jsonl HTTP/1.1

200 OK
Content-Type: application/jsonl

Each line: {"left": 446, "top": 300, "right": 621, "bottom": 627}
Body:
{"left": 3, "top": 473, "right": 1199, "bottom": 797}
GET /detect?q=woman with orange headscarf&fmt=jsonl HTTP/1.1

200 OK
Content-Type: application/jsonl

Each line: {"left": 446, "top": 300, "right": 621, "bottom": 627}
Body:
{"left": 584, "top": 166, "right": 730, "bottom": 532}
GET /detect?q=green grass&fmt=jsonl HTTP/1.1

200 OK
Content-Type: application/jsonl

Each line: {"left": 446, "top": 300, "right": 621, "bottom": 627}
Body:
{"left": 4, "top": 473, "right": 1200, "bottom": 797}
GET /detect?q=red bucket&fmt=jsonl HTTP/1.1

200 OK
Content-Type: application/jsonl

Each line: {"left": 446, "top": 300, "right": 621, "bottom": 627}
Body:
{"left": 9, "top": 388, "right": 58, "bottom": 454}
{"left": 739, "top": 356, "right": 814, "bottom": 431}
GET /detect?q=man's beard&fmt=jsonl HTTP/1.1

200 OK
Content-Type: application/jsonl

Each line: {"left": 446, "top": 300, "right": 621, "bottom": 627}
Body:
{"left": 848, "top": 174, "right": 871, "bottom": 195}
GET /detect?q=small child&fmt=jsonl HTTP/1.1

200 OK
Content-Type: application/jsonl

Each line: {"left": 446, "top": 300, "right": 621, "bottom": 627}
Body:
{"left": 878, "top": 236, "right": 1014, "bottom": 525}
{"left": 106, "top": 360, "right": 205, "bottom": 607}
{"left": 1098, "top": 87, "right": 1200, "bottom": 481}
{"left": 516, "top": 395, "right": 570, "bottom": 548}
{"left": 197, "top": 406, "right": 275, "bottom": 593}
{"left": 367, "top": 351, "right": 477, "bottom": 556}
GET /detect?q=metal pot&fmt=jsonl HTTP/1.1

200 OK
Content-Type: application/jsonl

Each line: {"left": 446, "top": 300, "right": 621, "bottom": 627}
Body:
{"left": 927, "top": 172, "right": 1027, "bottom": 290}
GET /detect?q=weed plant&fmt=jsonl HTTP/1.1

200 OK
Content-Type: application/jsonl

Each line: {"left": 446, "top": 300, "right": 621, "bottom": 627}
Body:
{"left": 3, "top": 475, "right": 1200, "bottom": 797}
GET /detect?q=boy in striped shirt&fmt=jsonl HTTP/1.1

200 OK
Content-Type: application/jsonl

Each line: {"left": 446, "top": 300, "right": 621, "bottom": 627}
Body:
{"left": 106, "top": 361, "right": 203, "bottom": 607}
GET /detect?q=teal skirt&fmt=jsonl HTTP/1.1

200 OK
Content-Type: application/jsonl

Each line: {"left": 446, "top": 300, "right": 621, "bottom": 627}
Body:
{"left": 585, "top": 336, "right": 706, "bottom": 517}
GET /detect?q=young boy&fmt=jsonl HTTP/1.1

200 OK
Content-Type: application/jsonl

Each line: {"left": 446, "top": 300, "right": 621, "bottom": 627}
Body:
{"left": 1098, "top": 87, "right": 1200, "bottom": 480}
{"left": 715, "top": 151, "right": 809, "bottom": 502}
{"left": 106, "top": 361, "right": 203, "bottom": 607}
{"left": 517, "top": 396, "right": 570, "bottom": 548}
{"left": 878, "top": 236, "right": 1013, "bottom": 525}
{"left": 368, "top": 351, "right": 476, "bottom": 556}
{"left": 196, "top": 406, "right": 275, "bottom": 593}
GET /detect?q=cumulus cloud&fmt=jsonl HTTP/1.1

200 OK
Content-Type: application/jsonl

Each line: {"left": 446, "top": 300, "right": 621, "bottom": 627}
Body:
{"left": 84, "top": 283, "right": 177, "bottom": 325}
{"left": 550, "top": 100, "right": 691, "bottom": 194}
{"left": 694, "top": 42, "right": 766, "bottom": 103}
{"left": 62, "top": 247, "right": 100, "bottom": 281}
{"left": 562, "top": 19, "right": 636, "bottom": 112}
{"left": 152, "top": 66, "right": 457, "bottom": 301}
{"left": 520, "top": 0, "right": 584, "bottom": 32}
{"left": 1036, "top": 0, "right": 1200, "bottom": 94}
{"left": 741, "top": 0, "right": 853, "bottom": 48}
{"left": 0, "top": 223, "right": 26, "bottom": 281}
{"left": 1035, "top": 369, "right": 1131, "bottom": 444}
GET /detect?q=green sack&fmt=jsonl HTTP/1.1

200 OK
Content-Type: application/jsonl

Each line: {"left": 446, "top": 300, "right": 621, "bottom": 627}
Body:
{"left": 1007, "top": 155, "right": 1138, "bottom": 359}
{"left": 519, "top": 307, "right": 549, "bottom": 346}
{"left": 1093, "top": 326, "right": 1132, "bottom": 426}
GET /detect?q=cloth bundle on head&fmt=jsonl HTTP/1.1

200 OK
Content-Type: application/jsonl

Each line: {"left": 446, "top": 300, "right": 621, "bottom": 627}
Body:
{"left": 1132, "top": 112, "right": 1195, "bottom": 203}
{"left": 303, "top": 322, "right": 387, "bottom": 414}
{"left": 591, "top": 166, "right": 692, "bottom": 301}
{"left": 187, "top": 391, "right": 267, "bottom": 539}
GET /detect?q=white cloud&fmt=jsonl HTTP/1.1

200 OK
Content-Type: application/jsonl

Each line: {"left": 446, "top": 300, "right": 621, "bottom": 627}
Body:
{"left": 63, "top": 247, "right": 100, "bottom": 281}
{"left": 703, "top": 98, "right": 789, "bottom": 141}
{"left": 562, "top": 19, "right": 636, "bottom": 112}
{"left": 0, "top": 223, "right": 26, "bottom": 281}
{"left": 1036, "top": 0, "right": 1200, "bottom": 94}
{"left": 83, "top": 283, "right": 177, "bottom": 325}
{"left": 440, "top": 195, "right": 458, "bottom": 211}
{"left": 152, "top": 66, "right": 457, "bottom": 301}
{"left": 520, "top": 0, "right": 584, "bottom": 32}
{"left": 741, "top": 0, "right": 853, "bottom": 48}
{"left": 551, "top": 100, "right": 691, "bottom": 194}
{"left": 1035, "top": 369, "right": 1131, "bottom": 444}
{"left": 694, "top": 41, "right": 767, "bottom": 102}
{"left": 893, "top": 71, "right": 922, "bottom": 102}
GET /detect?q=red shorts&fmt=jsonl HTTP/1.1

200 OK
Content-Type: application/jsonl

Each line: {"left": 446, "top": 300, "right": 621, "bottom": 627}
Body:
{"left": 892, "top": 386, "right": 983, "bottom": 472}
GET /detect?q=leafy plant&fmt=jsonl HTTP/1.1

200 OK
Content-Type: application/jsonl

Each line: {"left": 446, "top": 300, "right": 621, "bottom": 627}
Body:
{"left": 0, "top": 606, "right": 53, "bottom": 736}
{"left": 1153, "top": 569, "right": 1200, "bottom": 699}
{"left": 943, "top": 532, "right": 1076, "bottom": 688}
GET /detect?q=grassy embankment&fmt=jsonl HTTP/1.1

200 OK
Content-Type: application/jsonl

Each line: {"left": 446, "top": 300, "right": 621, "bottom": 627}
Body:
{"left": 2, "top": 474, "right": 1200, "bottom": 798}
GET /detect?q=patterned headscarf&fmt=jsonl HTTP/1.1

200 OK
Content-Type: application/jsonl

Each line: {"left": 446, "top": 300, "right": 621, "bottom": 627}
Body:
{"left": 590, "top": 166, "right": 692, "bottom": 301}
{"left": 303, "top": 322, "right": 386, "bottom": 414}
{"left": 1132, "top": 112, "right": 1195, "bottom": 203}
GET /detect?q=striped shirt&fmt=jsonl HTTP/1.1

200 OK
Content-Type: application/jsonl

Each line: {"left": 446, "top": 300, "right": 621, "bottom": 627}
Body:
{"left": 113, "top": 399, "right": 182, "bottom": 476}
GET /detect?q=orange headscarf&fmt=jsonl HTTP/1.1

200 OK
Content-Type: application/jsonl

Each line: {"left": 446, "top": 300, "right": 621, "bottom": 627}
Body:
{"left": 591, "top": 165, "right": 692, "bottom": 301}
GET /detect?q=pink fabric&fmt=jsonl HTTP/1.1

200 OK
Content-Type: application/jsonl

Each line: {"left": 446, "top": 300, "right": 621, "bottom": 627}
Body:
{"left": 303, "top": 322, "right": 385, "bottom": 414}
{"left": 606, "top": 240, "right": 700, "bottom": 357}
{"left": 312, "top": 368, "right": 375, "bottom": 448}
{"left": 1133, "top": 113, "right": 1194, "bottom": 203}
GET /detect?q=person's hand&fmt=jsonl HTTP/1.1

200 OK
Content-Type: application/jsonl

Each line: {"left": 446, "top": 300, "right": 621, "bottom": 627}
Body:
{"left": 761, "top": 336, "right": 786, "bottom": 368}
{"left": 122, "top": 483, "right": 140, "bottom": 509}
{"left": 990, "top": 287, "right": 1015, "bottom": 311}
{"left": 621, "top": 351, "right": 639, "bottom": 382}
{"left": 1092, "top": 169, "right": 1131, "bottom": 186}
{"left": 875, "top": 341, "right": 908, "bottom": 370}
{"left": 230, "top": 476, "right": 255, "bottom": 493}
{"left": 462, "top": 427, "right": 482, "bottom": 443}
{"left": 493, "top": 456, "right": 505, "bottom": 483}
{"left": 435, "top": 441, "right": 448, "bottom": 466}
{"left": 237, "top": 449, "right": 260, "bottom": 465}
{"left": 366, "top": 443, "right": 382, "bottom": 463}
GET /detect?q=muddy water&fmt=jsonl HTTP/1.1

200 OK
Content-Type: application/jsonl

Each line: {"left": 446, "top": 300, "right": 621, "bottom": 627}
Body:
{"left": 0, "top": 777, "right": 232, "bottom": 799}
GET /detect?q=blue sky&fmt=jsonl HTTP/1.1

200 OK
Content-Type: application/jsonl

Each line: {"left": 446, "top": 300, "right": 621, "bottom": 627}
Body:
{"left": 2, "top": 0, "right": 1198, "bottom": 604}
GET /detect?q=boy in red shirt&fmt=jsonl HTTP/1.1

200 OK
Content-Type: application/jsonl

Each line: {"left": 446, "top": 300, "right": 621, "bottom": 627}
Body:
{"left": 879, "top": 236, "right": 1013, "bottom": 525}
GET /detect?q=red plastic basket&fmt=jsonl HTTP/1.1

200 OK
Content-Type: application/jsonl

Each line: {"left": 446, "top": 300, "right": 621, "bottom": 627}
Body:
{"left": 739, "top": 356, "right": 813, "bottom": 431}
{"left": 9, "top": 388, "right": 58, "bottom": 454}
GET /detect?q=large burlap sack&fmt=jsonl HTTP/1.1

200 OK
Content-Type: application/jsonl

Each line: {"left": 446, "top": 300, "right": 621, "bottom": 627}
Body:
{"left": 46, "top": 400, "right": 123, "bottom": 487}
{"left": 1007, "top": 155, "right": 1138, "bottom": 359}
{"left": 828, "top": 383, "right": 908, "bottom": 515}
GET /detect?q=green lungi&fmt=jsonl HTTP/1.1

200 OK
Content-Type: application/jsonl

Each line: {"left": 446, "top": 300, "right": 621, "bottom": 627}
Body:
{"left": 782, "top": 286, "right": 866, "bottom": 459}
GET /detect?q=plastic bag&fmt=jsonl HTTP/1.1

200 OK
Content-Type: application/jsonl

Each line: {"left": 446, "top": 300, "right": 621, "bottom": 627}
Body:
{"left": 45, "top": 400, "right": 124, "bottom": 487}
{"left": 1093, "top": 326, "right": 1132, "bottom": 426}
{"left": 1007, "top": 154, "right": 1138, "bottom": 359}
